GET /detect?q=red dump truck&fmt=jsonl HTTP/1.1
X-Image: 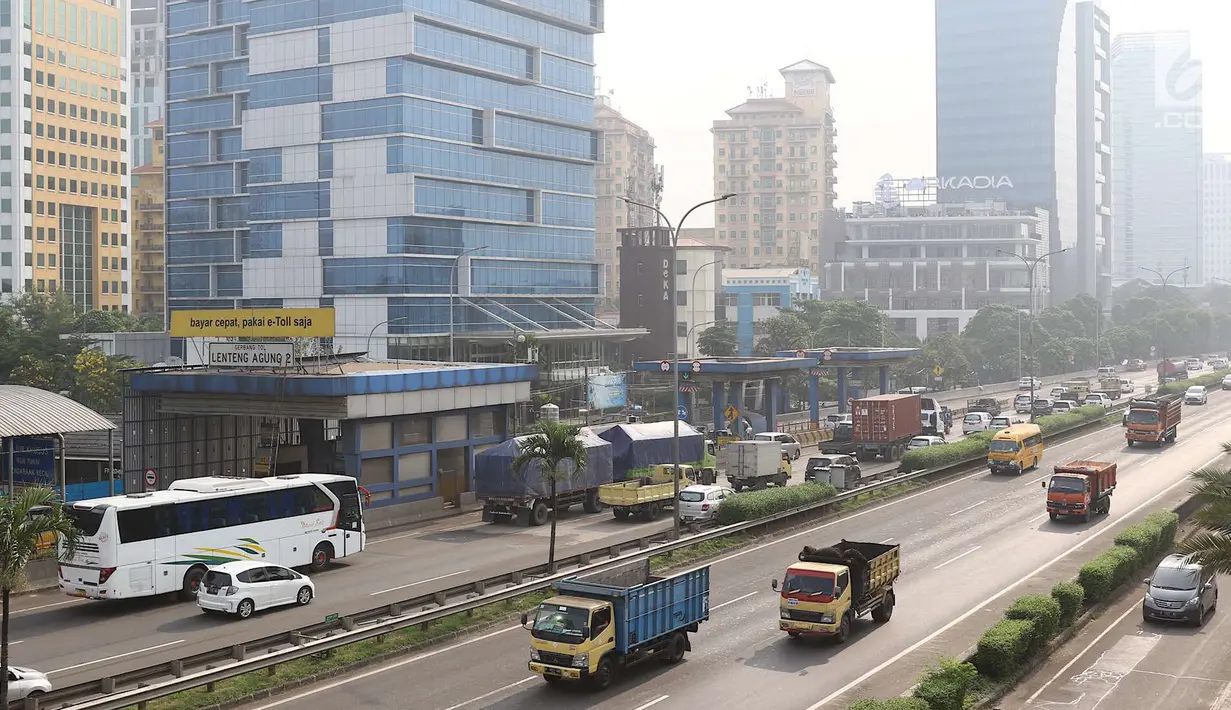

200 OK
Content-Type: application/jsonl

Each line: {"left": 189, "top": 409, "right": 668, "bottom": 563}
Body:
{"left": 1044, "top": 460, "right": 1116, "bottom": 522}
{"left": 851, "top": 393, "right": 922, "bottom": 462}
{"left": 1125, "top": 393, "right": 1182, "bottom": 447}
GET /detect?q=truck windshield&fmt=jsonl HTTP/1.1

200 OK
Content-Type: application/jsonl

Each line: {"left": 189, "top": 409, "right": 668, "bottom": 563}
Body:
{"left": 988, "top": 440, "right": 1020, "bottom": 453}
{"left": 1049, "top": 477, "right": 1086, "bottom": 493}
{"left": 782, "top": 571, "right": 835, "bottom": 596}
{"left": 1127, "top": 410, "right": 1159, "bottom": 425}
{"left": 530, "top": 604, "right": 589, "bottom": 642}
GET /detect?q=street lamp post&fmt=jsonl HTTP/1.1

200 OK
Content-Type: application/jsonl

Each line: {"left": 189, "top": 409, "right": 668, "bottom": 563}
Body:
{"left": 622, "top": 194, "right": 737, "bottom": 538}
{"left": 997, "top": 247, "right": 1069, "bottom": 422}
{"left": 689, "top": 259, "right": 724, "bottom": 357}
{"left": 366, "top": 317, "right": 411, "bottom": 358}
{"left": 1139, "top": 266, "right": 1191, "bottom": 364}
{"left": 449, "top": 246, "right": 490, "bottom": 362}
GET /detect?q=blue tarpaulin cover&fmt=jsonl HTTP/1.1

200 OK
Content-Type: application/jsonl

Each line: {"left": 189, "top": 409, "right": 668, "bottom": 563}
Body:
{"left": 594, "top": 421, "right": 705, "bottom": 475}
{"left": 474, "top": 429, "right": 614, "bottom": 499}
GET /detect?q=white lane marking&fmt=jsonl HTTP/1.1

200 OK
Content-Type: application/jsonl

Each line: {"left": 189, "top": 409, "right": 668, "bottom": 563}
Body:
{"left": 879, "top": 538, "right": 895, "bottom": 544}
{"left": 1209, "top": 674, "right": 1231, "bottom": 709}
{"left": 1026, "top": 600, "right": 1140, "bottom": 703}
{"left": 634, "top": 696, "right": 670, "bottom": 710}
{"left": 49, "top": 639, "right": 185, "bottom": 674}
{"left": 1026, "top": 475, "right": 1049, "bottom": 487}
{"left": 440, "top": 676, "right": 536, "bottom": 710}
{"left": 948, "top": 500, "right": 986, "bottom": 517}
{"left": 807, "top": 445, "right": 1230, "bottom": 710}
{"left": 1031, "top": 512, "right": 1051, "bottom": 523}
{"left": 368, "top": 569, "right": 471, "bottom": 596}
{"left": 12, "top": 598, "right": 85, "bottom": 615}
{"left": 934, "top": 546, "right": 982, "bottom": 570}
{"left": 9, "top": 641, "right": 22, "bottom": 645}
{"left": 712, "top": 591, "right": 758, "bottom": 610}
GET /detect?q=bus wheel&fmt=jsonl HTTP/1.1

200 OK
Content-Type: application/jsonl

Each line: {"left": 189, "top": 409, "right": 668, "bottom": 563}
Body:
{"left": 180, "top": 566, "right": 207, "bottom": 601}
{"left": 309, "top": 543, "right": 332, "bottom": 572}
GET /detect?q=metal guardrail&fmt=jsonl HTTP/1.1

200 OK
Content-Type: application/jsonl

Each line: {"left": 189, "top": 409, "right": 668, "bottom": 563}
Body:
{"left": 25, "top": 409, "right": 1129, "bottom": 710}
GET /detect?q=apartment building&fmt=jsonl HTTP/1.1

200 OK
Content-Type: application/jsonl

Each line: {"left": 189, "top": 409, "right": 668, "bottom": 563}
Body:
{"left": 1204, "top": 154, "right": 1231, "bottom": 285}
{"left": 821, "top": 201, "right": 1050, "bottom": 340}
{"left": 129, "top": 0, "right": 163, "bottom": 167}
{"left": 0, "top": 0, "right": 131, "bottom": 310}
{"left": 594, "top": 94, "right": 658, "bottom": 305}
{"left": 712, "top": 60, "right": 838, "bottom": 270}
{"left": 132, "top": 118, "right": 162, "bottom": 316}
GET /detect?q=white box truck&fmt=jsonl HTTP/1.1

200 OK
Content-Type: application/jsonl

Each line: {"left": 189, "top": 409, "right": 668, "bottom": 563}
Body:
{"left": 718, "top": 440, "right": 789, "bottom": 491}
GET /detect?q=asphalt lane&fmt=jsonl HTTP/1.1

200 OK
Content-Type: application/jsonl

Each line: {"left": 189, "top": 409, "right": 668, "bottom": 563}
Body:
{"left": 9, "top": 368, "right": 1161, "bottom": 691}
{"left": 1004, "top": 575, "right": 1231, "bottom": 709}
{"left": 233, "top": 375, "right": 1231, "bottom": 710}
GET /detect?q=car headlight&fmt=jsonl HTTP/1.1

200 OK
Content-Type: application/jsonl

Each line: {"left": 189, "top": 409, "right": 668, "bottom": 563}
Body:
{"left": 1186, "top": 597, "right": 1200, "bottom": 606}
{"left": 820, "top": 613, "right": 836, "bottom": 624}
{"left": 530, "top": 648, "right": 541, "bottom": 662}
{"left": 781, "top": 610, "right": 790, "bottom": 619}
{"left": 572, "top": 652, "right": 588, "bottom": 668}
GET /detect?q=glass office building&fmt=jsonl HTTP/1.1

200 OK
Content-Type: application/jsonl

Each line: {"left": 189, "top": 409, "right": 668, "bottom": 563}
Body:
{"left": 165, "top": 0, "right": 610, "bottom": 357}
{"left": 935, "top": 0, "right": 1108, "bottom": 303}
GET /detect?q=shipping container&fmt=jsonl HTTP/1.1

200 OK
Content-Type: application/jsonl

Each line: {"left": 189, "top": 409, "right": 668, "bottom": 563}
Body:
{"left": 850, "top": 394, "right": 922, "bottom": 462}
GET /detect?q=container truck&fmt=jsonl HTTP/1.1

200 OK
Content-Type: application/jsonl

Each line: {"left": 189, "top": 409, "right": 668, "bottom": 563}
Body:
{"left": 1043, "top": 460, "right": 1116, "bottom": 522}
{"left": 771, "top": 540, "right": 900, "bottom": 643}
{"left": 523, "top": 560, "right": 709, "bottom": 690}
{"left": 850, "top": 393, "right": 922, "bottom": 462}
{"left": 476, "top": 431, "right": 613, "bottom": 526}
{"left": 1157, "top": 359, "right": 1189, "bottom": 383}
{"left": 599, "top": 466, "right": 688, "bottom": 521}
{"left": 1125, "top": 393, "right": 1182, "bottom": 447}
{"left": 718, "top": 440, "right": 790, "bottom": 491}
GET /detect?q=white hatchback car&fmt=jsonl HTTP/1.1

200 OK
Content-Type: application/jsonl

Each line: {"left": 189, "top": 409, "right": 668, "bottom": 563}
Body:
{"left": 6, "top": 666, "right": 51, "bottom": 701}
{"left": 197, "top": 561, "right": 315, "bottom": 619}
{"left": 677, "top": 485, "right": 736, "bottom": 523}
{"left": 1052, "top": 400, "right": 1078, "bottom": 414}
{"left": 1083, "top": 393, "right": 1112, "bottom": 410}
{"left": 962, "top": 412, "right": 992, "bottom": 434}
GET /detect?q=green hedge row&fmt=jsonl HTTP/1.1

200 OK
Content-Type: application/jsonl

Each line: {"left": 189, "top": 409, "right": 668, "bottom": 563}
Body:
{"left": 1156, "top": 369, "right": 1231, "bottom": 395}
{"left": 713, "top": 481, "right": 837, "bottom": 525}
{"left": 897, "top": 404, "right": 1108, "bottom": 472}
{"left": 851, "top": 510, "right": 1180, "bottom": 709}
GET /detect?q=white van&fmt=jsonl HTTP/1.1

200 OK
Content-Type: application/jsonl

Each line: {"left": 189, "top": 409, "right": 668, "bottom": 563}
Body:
{"left": 1097, "top": 366, "right": 1116, "bottom": 377}
{"left": 962, "top": 412, "right": 992, "bottom": 434}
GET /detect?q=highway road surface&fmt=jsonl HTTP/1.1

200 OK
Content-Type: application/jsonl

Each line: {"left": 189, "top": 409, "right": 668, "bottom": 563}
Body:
{"left": 0, "top": 368, "right": 1163, "bottom": 694}
{"left": 229, "top": 375, "right": 1231, "bottom": 710}
{"left": 1004, "top": 575, "right": 1231, "bottom": 709}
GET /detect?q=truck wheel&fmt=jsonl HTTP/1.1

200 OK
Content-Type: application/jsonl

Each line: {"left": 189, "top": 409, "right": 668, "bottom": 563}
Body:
{"left": 753, "top": 478, "right": 766, "bottom": 491}
{"left": 530, "top": 501, "right": 550, "bottom": 526}
{"left": 1103, "top": 498, "right": 1111, "bottom": 515}
{"left": 787, "top": 630, "right": 802, "bottom": 639}
{"left": 542, "top": 676, "right": 562, "bottom": 687}
{"left": 777, "top": 474, "right": 789, "bottom": 487}
{"left": 834, "top": 613, "right": 852, "bottom": 644}
{"left": 613, "top": 508, "right": 630, "bottom": 520}
{"left": 1126, "top": 440, "right": 1134, "bottom": 447}
{"left": 1082, "top": 510, "right": 1092, "bottom": 524}
{"left": 732, "top": 482, "right": 743, "bottom": 492}
{"left": 583, "top": 489, "right": 602, "bottom": 514}
{"left": 1049, "top": 512, "right": 1057, "bottom": 521}
{"left": 871, "top": 591, "right": 895, "bottom": 623}
{"left": 661, "top": 632, "right": 687, "bottom": 664}
{"left": 642, "top": 502, "right": 661, "bottom": 522}
{"left": 589, "top": 656, "right": 615, "bottom": 691}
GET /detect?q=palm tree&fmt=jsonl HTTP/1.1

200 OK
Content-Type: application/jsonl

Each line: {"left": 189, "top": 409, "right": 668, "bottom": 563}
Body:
{"left": 512, "top": 421, "right": 588, "bottom": 567}
{"left": 0, "top": 488, "right": 81, "bottom": 705}
{"left": 1176, "top": 442, "right": 1231, "bottom": 574}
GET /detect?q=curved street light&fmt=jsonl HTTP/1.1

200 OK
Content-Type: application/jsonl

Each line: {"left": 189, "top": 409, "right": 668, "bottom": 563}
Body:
{"left": 689, "top": 259, "right": 724, "bottom": 357}
{"left": 996, "top": 247, "right": 1069, "bottom": 422}
{"left": 449, "top": 245, "right": 490, "bottom": 362}
{"left": 1139, "top": 265, "right": 1190, "bottom": 364}
{"left": 621, "top": 194, "right": 737, "bottom": 538}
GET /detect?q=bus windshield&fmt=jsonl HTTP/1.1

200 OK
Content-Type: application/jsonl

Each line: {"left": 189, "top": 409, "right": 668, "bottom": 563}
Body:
{"left": 988, "top": 440, "right": 1021, "bottom": 453}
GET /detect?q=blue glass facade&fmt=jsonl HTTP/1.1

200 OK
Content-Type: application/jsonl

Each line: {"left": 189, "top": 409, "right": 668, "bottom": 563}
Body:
{"left": 164, "top": 0, "right": 604, "bottom": 343}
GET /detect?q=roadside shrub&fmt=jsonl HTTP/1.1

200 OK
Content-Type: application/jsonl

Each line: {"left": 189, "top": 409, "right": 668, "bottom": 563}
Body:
{"left": 1104, "top": 544, "right": 1142, "bottom": 584}
{"left": 911, "top": 657, "right": 978, "bottom": 710}
{"left": 713, "top": 482, "right": 836, "bottom": 525}
{"left": 1077, "top": 555, "right": 1118, "bottom": 603}
{"left": 898, "top": 434, "right": 993, "bottom": 472}
{"left": 1144, "top": 511, "right": 1180, "bottom": 547}
{"left": 849, "top": 700, "right": 930, "bottom": 710}
{"left": 1156, "top": 370, "right": 1230, "bottom": 396}
{"left": 975, "top": 618, "right": 1035, "bottom": 679}
{"left": 1036, "top": 405, "right": 1106, "bottom": 436}
{"left": 1051, "top": 582, "right": 1085, "bottom": 625}
{"left": 1114, "top": 523, "right": 1163, "bottom": 559}
{"left": 1005, "top": 595, "right": 1062, "bottom": 653}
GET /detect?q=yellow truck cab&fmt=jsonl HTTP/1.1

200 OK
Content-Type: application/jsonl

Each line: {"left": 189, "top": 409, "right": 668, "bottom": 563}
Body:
{"left": 772, "top": 540, "right": 900, "bottom": 643}
{"left": 987, "top": 423, "right": 1044, "bottom": 475}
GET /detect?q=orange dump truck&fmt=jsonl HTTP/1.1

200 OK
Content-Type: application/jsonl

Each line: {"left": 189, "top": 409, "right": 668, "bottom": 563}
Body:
{"left": 1043, "top": 460, "right": 1116, "bottom": 523}
{"left": 1125, "top": 393, "right": 1182, "bottom": 447}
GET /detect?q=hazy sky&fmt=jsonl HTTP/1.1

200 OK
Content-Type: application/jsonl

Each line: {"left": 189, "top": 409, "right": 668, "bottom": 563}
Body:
{"left": 593, "top": 0, "right": 1230, "bottom": 227}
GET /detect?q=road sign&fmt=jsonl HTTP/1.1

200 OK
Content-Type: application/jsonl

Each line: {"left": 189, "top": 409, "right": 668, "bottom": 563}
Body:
{"left": 1068, "top": 353, "right": 1076, "bottom": 364}
{"left": 208, "top": 341, "right": 295, "bottom": 369}
{"left": 809, "top": 368, "right": 829, "bottom": 377}
{"left": 659, "top": 360, "right": 671, "bottom": 373}
{"left": 724, "top": 404, "right": 739, "bottom": 421}
{"left": 691, "top": 360, "right": 702, "bottom": 373}
{"left": 933, "top": 366, "right": 944, "bottom": 377}
{"left": 325, "top": 613, "right": 339, "bottom": 623}
{"left": 795, "top": 349, "right": 806, "bottom": 358}
{"left": 677, "top": 405, "right": 688, "bottom": 421}
{"left": 1150, "top": 346, "right": 1157, "bottom": 355}
{"left": 821, "top": 349, "right": 834, "bottom": 362}
{"left": 143, "top": 469, "right": 157, "bottom": 488}
{"left": 847, "top": 397, "right": 855, "bottom": 408}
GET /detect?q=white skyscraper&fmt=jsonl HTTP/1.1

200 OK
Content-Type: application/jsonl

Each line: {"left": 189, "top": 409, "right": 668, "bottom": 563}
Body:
{"left": 1111, "top": 32, "right": 1203, "bottom": 285}
{"left": 1204, "top": 154, "right": 1231, "bottom": 285}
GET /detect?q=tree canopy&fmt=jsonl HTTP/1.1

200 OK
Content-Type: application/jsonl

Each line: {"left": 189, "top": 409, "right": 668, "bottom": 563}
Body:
{"left": 697, "top": 324, "right": 738, "bottom": 357}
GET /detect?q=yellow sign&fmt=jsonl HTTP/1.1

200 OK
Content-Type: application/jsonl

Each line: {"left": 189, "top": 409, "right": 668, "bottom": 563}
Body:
{"left": 724, "top": 404, "right": 739, "bottom": 422}
{"left": 170, "top": 308, "right": 336, "bottom": 338}
{"left": 933, "top": 366, "right": 945, "bottom": 377}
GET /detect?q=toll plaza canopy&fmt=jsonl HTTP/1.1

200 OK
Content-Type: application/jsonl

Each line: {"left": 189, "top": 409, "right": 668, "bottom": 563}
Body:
{"left": 0, "top": 385, "right": 118, "bottom": 495}
{"left": 632, "top": 356, "right": 816, "bottom": 434}
{"left": 774, "top": 347, "right": 923, "bottom": 420}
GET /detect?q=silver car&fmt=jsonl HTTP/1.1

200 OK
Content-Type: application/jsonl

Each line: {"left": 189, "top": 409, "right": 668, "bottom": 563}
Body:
{"left": 754, "top": 432, "right": 801, "bottom": 460}
{"left": 5, "top": 666, "right": 51, "bottom": 701}
{"left": 677, "top": 485, "right": 735, "bottom": 523}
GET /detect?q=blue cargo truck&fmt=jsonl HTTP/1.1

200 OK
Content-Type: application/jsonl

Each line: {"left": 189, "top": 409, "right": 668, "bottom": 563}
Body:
{"left": 521, "top": 559, "right": 710, "bottom": 690}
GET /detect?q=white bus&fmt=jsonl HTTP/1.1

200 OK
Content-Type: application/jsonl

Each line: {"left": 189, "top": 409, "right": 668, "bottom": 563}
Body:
{"left": 58, "top": 474, "right": 365, "bottom": 600}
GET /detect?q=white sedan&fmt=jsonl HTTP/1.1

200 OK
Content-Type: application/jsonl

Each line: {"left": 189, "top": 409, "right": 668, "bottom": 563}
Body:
{"left": 677, "top": 485, "right": 735, "bottom": 523}
{"left": 1185, "top": 386, "right": 1208, "bottom": 405}
{"left": 197, "top": 561, "right": 315, "bottom": 619}
{"left": 6, "top": 667, "right": 51, "bottom": 701}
